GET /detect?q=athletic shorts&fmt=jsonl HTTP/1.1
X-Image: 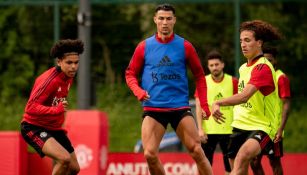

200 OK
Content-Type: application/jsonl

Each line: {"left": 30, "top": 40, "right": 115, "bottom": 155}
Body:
{"left": 201, "top": 134, "right": 231, "bottom": 172}
{"left": 142, "top": 109, "right": 193, "bottom": 131}
{"left": 263, "top": 139, "right": 283, "bottom": 158}
{"left": 227, "top": 128, "right": 273, "bottom": 159}
{"left": 20, "top": 122, "right": 74, "bottom": 157}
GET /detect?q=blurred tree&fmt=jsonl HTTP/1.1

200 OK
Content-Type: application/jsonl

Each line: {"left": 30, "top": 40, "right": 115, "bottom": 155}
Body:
{"left": 0, "top": 2, "right": 306, "bottom": 102}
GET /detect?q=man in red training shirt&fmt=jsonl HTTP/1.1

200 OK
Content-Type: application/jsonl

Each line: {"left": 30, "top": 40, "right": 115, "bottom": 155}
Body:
{"left": 21, "top": 39, "right": 84, "bottom": 175}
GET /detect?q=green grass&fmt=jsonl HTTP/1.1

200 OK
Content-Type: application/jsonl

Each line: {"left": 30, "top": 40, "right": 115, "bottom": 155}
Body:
{"left": 1, "top": 84, "right": 306, "bottom": 153}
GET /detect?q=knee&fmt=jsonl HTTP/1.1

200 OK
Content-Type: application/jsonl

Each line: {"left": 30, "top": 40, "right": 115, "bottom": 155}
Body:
{"left": 187, "top": 143, "right": 203, "bottom": 159}
{"left": 57, "top": 154, "right": 71, "bottom": 167}
{"left": 250, "top": 158, "right": 261, "bottom": 169}
{"left": 69, "top": 164, "right": 80, "bottom": 175}
{"left": 143, "top": 150, "right": 159, "bottom": 164}
{"left": 70, "top": 167, "right": 80, "bottom": 175}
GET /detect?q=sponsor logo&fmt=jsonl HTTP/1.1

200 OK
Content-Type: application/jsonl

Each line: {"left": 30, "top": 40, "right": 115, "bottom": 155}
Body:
{"left": 240, "top": 102, "right": 252, "bottom": 108}
{"left": 75, "top": 144, "right": 93, "bottom": 169}
{"left": 151, "top": 71, "right": 181, "bottom": 83}
{"left": 52, "top": 97, "right": 67, "bottom": 106}
{"left": 106, "top": 162, "right": 198, "bottom": 175}
{"left": 57, "top": 87, "right": 62, "bottom": 92}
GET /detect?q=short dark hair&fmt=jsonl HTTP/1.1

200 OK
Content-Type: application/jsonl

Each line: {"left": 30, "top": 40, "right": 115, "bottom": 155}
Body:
{"left": 206, "top": 49, "right": 223, "bottom": 62}
{"left": 155, "top": 4, "right": 175, "bottom": 15}
{"left": 263, "top": 45, "right": 278, "bottom": 58}
{"left": 50, "top": 39, "right": 84, "bottom": 59}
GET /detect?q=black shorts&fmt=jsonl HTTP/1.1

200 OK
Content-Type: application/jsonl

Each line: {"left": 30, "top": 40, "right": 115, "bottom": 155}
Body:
{"left": 263, "top": 139, "right": 283, "bottom": 159}
{"left": 20, "top": 122, "right": 74, "bottom": 157}
{"left": 227, "top": 128, "right": 273, "bottom": 159}
{"left": 201, "top": 134, "right": 231, "bottom": 172}
{"left": 142, "top": 109, "right": 193, "bottom": 131}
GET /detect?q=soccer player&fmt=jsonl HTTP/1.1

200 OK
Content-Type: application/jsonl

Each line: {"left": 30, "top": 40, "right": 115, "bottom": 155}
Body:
{"left": 250, "top": 46, "right": 291, "bottom": 175}
{"left": 20, "top": 39, "right": 84, "bottom": 175}
{"left": 195, "top": 49, "right": 238, "bottom": 175}
{"left": 211, "top": 20, "right": 283, "bottom": 175}
{"left": 125, "top": 4, "right": 213, "bottom": 175}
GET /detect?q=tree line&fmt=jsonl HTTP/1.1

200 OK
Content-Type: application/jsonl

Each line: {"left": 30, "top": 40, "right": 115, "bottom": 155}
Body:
{"left": 0, "top": 3, "right": 306, "bottom": 105}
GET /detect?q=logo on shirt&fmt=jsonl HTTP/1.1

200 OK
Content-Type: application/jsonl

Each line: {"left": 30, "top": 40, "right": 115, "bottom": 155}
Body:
{"left": 151, "top": 71, "right": 181, "bottom": 83}
{"left": 52, "top": 97, "right": 67, "bottom": 106}
{"left": 155, "top": 56, "right": 175, "bottom": 67}
{"left": 214, "top": 92, "right": 223, "bottom": 101}
{"left": 238, "top": 80, "right": 245, "bottom": 92}
{"left": 58, "top": 87, "right": 62, "bottom": 92}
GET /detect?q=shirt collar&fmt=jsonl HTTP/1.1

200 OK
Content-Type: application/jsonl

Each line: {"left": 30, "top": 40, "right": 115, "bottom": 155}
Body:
{"left": 155, "top": 33, "right": 175, "bottom": 43}
{"left": 247, "top": 54, "right": 264, "bottom": 66}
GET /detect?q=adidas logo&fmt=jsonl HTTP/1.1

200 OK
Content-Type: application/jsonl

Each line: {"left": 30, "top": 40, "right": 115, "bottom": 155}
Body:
{"left": 214, "top": 92, "right": 223, "bottom": 101}
{"left": 254, "top": 134, "right": 261, "bottom": 140}
{"left": 156, "top": 56, "right": 174, "bottom": 67}
{"left": 238, "top": 80, "right": 245, "bottom": 92}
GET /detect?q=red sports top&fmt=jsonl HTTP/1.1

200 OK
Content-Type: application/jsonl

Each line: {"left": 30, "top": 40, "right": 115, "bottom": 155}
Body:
{"left": 126, "top": 33, "right": 210, "bottom": 117}
{"left": 22, "top": 67, "right": 73, "bottom": 131}
{"left": 277, "top": 74, "right": 291, "bottom": 98}
{"left": 247, "top": 57, "right": 275, "bottom": 96}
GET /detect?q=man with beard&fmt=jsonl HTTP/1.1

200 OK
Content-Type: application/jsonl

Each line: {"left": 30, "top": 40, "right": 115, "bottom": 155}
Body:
{"left": 195, "top": 50, "right": 238, "bottom": 175}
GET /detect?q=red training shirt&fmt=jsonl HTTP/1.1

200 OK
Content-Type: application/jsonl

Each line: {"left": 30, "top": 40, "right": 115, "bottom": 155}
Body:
{"left": 22, "top": 67, "right": 73, "bottom": 131}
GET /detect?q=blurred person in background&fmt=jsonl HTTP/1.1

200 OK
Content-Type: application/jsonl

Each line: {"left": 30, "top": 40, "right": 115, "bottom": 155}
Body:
{"left": 125, "top": 3, "right": 213, "bottom": 175}
{"left": 211, "top": 20, "right": 283, "bottom": 175}
{"left": 195, "top": 49, "right": 238, "bottom": 175}
{"left": 20, "top": 39, "right": 84, "bottom": 175}
{"left": 250, "top": 46, "right": 291, "bottom": 175}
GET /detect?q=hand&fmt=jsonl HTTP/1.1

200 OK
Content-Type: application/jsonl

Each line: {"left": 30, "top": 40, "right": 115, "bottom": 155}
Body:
{"left": 198, "top": 129, "right": 208, "bottom": 144}
{"left": 62, "top": 100, "right": 69, "bottom": 112}
{"left": 142, "top": 91, "right": 150, "bottom": 101}
{"left": 138, "top": 90, "right": 150, "bottom": 101}
{"left": 211, "top": 102, "right": 225, "bottom": 124}
{"left": 201, "top": 109, "right": 208, "bottom": 120}
{"left": 274, "top": 128, "right": 283, "bottom": 143}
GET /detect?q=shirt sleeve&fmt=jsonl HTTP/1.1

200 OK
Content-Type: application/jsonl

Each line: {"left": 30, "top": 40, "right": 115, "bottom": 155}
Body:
{"left": 278, "top": 74, "right": 291, "bottom": 98}
{"left": 248, "top": 64, "right": 275, "bottom": 96}
{"left": 25, "top": 80, "right": 64, "bottom": 116}
{"left": 232, "top": 77, "right": 239, "bottom": 94}
{"left": 184, "top": 40, "right": 210, "bottom": 117}
{"left": 125, "top": 41, "right": 147, "bottom": 101}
